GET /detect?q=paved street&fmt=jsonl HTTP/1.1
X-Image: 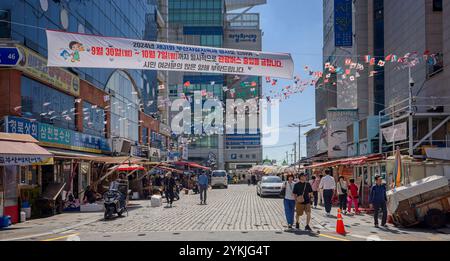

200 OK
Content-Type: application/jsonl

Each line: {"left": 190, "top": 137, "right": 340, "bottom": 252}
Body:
{"left": 1, "top": 185, "right": 449, "bottom": 241}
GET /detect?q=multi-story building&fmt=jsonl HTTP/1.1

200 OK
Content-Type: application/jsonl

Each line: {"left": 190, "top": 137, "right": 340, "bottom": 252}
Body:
{"left": 312, "top": 0, "right": 450, "bottom": 161}
{"left": 167, "top": 0, "right": 226, "bottom": 170}
{"left": 166, "top": 0, "right": 265, "bottom": 170}
{"left": 223, "top": 1, "right": 265, "bottom": 175}
{"left": 379, "top": 0, "right": 450, "bottom": 158}
{"left": 0, "top": 0, "right": 161, "bottom": 221}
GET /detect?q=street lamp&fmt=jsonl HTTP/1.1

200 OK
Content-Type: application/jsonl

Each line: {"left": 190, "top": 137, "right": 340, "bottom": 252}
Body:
{"left": 289, "top": 123, "right": 312, "bottom": 166}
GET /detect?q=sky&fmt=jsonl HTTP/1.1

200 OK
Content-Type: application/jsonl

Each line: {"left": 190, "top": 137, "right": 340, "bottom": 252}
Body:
{"left": 253, "top": 0, "right": 323, "bottom": 164}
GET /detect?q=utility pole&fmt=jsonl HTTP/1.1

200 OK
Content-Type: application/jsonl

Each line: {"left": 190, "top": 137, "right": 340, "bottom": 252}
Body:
{"left": 285, "top": 151, "right": 289, "bottom": 165}
{"left": 293, "top": 142, "right": 297, "bottom": 165}
{"left": 289, "top": 123, "right": 312, "bottom": 167}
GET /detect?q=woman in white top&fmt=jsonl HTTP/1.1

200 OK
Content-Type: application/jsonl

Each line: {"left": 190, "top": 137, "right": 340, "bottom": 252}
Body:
{"left": 336, "top": 176, "right": 348, "bottom": 214}
{"left": 282, "top": 174, "right": 296, "bottom": 229}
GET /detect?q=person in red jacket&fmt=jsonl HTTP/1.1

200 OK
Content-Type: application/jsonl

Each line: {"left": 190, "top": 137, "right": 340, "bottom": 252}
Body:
{"left": 347, "top": 179, "right": 360, "bottom": 214}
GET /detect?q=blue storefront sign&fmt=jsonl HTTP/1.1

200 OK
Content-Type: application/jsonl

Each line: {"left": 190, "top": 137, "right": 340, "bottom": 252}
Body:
{"left": 0, "top": 47, "right": 21, "bottom": 66}
{"left": 5, "top": 116, "right": 39, "bottom": 139}
{"left": 334, "top": 0, "right": 353, "bottom": 47}
{"left": 4, "top": 116, "right": 111, "bottom": 153}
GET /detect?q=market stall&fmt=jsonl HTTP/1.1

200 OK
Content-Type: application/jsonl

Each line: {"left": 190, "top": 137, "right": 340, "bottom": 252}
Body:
{"left": 0, "top": 133, "right": 53, "bottom": 224}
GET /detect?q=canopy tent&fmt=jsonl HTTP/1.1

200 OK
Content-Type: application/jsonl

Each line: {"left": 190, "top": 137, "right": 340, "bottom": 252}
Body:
{"left": 306, "top": 154, "right": 384, "bottom": 169}
{"left": 109, "top": 164, "right": 145, "bottom": 172}
{"left": 249, "top": 165, "right": 289, "bottom": 175}
{"left": 172, "top": 161, "right": 211, "bottom": 171}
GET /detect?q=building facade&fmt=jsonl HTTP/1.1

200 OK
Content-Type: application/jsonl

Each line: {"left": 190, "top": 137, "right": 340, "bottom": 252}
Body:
{"left": 379, "top": 0, "right": 450, "bottom": 158}
{"left": 311, "top": 0, "right": 450, "bottom": 161}
{"left": 166, "top": 0, "right": 265, "bottom": 171}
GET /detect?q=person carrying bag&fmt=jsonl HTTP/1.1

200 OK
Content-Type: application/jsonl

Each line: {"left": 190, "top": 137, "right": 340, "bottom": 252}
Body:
{"left": 282, "top": 174, "right": 296, "bottom": 229}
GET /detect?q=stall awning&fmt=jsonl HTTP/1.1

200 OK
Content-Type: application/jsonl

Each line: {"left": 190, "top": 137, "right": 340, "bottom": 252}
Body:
{"left": 110, "top": 164, "right": 145, "bottom": 172}
{"left": 0, "top": 133, "right": 53, "bottom": 166}
{"left": 89, "top": 156, "right": 147, "bottom": 164}
{"left": 172, "top": 161, "right": 211, "bottom": 171}
{"left": 306, "top": 154, "right": 384, "bottom": 169}
{"left": 46, "top": 148, "right": 108, "bottom": 160}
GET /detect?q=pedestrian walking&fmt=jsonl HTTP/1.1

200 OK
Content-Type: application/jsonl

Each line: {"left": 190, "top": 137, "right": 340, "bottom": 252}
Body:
{"left": 282, "top": 174, "right": 296, "bottom": 229}
{"left": 319, "top": 170, "right": 336, "bottom": 216}
{"left": 336, "top": 176, "right": 348, "bottom": 214}
{"left": 293, "top": 174, "right": 313, "bottom": 231}
{"left": 309, "top": 175, "right": 320, "bottom": 208}
{"left": 318, "top": 175, "right": 324, "bottom": 206}
{"left": 198, "top": 171, "right": 209, "bottom": 205}
{"left": 163, "top": 172, "right": 176, "bottom": 208}
{"left": 347, "top": 179, "right": 360, "bottom": 214}
{"left": 251, "top": 174, "right": 257, "bottom": 185}
{"left": 369, "top": 175, "right": 388, "bottom": 228}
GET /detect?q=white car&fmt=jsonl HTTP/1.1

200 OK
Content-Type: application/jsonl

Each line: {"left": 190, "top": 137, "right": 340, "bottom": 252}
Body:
{"left": 211, "top": 170, "right": 228, "bottom": 189}
{"left": 257, "top": 176, "right": 284, "bottom": 197}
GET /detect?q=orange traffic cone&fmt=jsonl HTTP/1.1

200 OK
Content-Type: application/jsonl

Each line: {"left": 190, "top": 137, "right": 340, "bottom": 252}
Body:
{"left": 336, "top": 209, "right": 347, "bottom": 235}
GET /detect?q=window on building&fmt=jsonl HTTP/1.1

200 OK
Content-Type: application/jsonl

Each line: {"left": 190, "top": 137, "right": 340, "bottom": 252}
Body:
{"left": 107, "top": 71, "right": 140, "bottom": 142}
{"left": 83, "top": 101, "right": 106, "bottom": 137}
{"left": 20, "top": 166, "right": 38, "bottom": 186}
{"left": 433, "top": 0, "right": 443, "bottom": 11}
{"left": 142, "top": 127, "right": 149, "bottom": 145}
{"left": 21, "top": 76, "right": 76, "bottom": 130}
{"left": 0, "top": 10, "right": 11, "bottom": 38}
{"left": 359, "top": 119, "right": 368, "bottom": 140}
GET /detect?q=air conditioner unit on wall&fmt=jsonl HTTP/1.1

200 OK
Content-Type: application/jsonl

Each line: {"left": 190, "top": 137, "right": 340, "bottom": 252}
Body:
{"left": 112, "top": 138, "right": 132, "bottom": 156}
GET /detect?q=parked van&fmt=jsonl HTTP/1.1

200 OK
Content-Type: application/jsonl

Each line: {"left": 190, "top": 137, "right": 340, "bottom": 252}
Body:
{"left": 211, "top": 170, "right": 228, "bottom": 189}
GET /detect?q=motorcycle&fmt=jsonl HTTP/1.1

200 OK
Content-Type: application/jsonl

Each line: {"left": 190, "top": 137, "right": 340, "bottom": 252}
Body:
{"left": 103, "top": 180, "right": 128, "bottom": 220}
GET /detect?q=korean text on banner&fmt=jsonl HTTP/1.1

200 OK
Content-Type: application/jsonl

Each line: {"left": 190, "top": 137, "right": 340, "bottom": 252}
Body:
{"left": 46, "top": 30, "right": 294, "bottom": 79}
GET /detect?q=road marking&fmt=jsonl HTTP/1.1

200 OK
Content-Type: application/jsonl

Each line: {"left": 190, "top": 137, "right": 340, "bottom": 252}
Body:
{"left": 0, "top": 216, "right": 102, "bottom": 241}
{"left": 319, "top": 233, "right": 351, "bottom": 241}
{"left": 349, "top": 234, "right": 387, "bottom": 241}
{"left": 42, "top": 233, "right": 80, "bottom": 242}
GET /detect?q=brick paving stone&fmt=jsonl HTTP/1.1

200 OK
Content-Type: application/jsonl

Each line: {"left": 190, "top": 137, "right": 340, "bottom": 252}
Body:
{"left": 75, "top": 185, "right": 323, "bottom": 233}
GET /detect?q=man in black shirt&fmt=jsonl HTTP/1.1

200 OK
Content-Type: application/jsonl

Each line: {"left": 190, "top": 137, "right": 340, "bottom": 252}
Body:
{"left": 293, "top": 173, "right": 314, "bottom": 231}
{"left": 163, "top": 172, "right": 176, "bottom": 208}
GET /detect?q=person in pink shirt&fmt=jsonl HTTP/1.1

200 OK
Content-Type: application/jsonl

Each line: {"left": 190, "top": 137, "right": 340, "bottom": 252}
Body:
{"left": 309, "top": 175, "right": 320, "bottom": 208}
{"left": 347, "top": 179, "right": 360, "bottom": 214}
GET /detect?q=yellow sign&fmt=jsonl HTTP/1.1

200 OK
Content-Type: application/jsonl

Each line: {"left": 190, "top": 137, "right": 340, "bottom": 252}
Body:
{"left": 32, "top": 157, "right": 54, "bottom": 166}
{"left": 15, "top": 45, "right": 80, "bottom": 97}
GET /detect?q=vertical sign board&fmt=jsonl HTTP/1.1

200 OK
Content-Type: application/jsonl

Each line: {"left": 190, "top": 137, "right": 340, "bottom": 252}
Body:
{"left": 327, "top": 109, "right": 359, "bottom": 159}
{"left": 335, "top": 0, "right": 353, "bottom": 47}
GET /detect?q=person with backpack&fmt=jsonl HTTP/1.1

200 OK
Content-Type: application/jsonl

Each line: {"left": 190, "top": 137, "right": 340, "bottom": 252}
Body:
{"left": 336, "top": 176, "right": 348, "bottom": 214}
{"left": 281, "top": 174, "right": 296, "bottom": 229}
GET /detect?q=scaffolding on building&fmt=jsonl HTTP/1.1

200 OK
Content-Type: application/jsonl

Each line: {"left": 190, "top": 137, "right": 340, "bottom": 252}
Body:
{"left": 379, "top": 95, "right": 450, "bottom": 158}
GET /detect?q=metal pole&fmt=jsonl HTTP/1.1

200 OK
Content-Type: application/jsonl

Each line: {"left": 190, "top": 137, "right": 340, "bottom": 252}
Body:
{"left": 298, "top": 125, "right": 302, "bottom": 166}
{"left": 408, "top": 67, "right": 414, "bottom": 156}
{"left": 293, "top": 142, "right": 297, "bottom": 165}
